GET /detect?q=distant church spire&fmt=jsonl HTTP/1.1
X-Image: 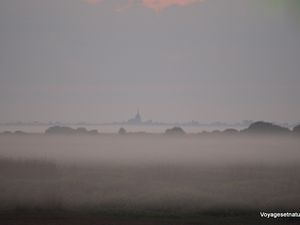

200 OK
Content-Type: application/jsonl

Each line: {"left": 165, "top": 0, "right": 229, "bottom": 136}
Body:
{"left": 127, "top": 108, "right": 142, "bottom": 124}
{"left": 135, "top": 108, "right": 141, "bottom": 121}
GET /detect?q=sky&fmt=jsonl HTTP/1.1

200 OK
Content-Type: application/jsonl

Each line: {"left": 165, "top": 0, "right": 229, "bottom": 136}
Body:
{"left": 0, "top": 0, "right": 299, "bottom": 124}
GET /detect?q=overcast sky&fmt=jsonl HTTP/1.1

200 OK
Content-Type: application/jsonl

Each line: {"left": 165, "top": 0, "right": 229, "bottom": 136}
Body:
{"left": 0, "top": 0, "right": 299, "bottom": 123}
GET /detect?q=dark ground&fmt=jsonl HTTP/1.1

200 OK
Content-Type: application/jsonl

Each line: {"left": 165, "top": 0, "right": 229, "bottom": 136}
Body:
{"left": 0, "top": 209, "right": 299, "bottom": 225}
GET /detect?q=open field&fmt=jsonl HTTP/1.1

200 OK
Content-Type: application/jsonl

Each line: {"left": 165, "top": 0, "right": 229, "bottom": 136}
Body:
{"left": 0, "top": 135, "right": 300, "bottom": 224}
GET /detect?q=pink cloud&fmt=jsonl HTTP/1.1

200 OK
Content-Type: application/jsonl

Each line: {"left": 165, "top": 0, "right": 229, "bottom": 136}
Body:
{"left": 142, "top": 0, "right": 200, "bottom": 11}
{"left": 85, "top": 0, "right": 201, "bottom": 11}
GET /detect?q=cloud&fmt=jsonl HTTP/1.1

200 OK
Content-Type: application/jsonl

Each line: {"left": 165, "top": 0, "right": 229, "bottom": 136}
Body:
{"left": 85, "top": 0, "right": 201, "bottom": 11}
{"left": 142, "top": 0, "right": 200, "bottom": 11}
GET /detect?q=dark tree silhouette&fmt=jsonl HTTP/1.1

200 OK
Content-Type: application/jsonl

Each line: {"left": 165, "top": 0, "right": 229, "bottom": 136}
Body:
{"left": 242, "top": 121, "right": 290, "bottom": 134}
{"left": 45, "top": 126, "right": 76, "bottom": 135}
{"left": 293, "top": 124, "right": 300, "bottom": 134}
{"left": 118, "top": 127, "right": 127, "bottom": 135}
{"left": 45, "top": 126, "right": 98, "bottom": 135}
{"left": 222, "top": 128, "right": 239, "bottom": 135}
{"left": 165, "top": 127, "right": 186, "bottom": 135}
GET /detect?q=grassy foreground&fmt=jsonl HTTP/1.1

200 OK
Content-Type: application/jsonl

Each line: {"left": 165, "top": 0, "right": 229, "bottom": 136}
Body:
{"left": 1, "top": 136, "right": 300, "bottom": 224}
{"left": 0, "top": 207, "right": 299, "bottom": 225}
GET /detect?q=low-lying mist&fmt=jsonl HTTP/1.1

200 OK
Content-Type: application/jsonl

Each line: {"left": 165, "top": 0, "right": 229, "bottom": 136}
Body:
{"left": 0, "top": 135, "right": 299, "bottom": 212}
{"left": 0, "top": 135, "right": 299, "bottom": 165}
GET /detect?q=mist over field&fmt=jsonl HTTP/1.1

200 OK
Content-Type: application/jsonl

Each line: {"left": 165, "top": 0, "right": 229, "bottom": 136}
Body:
{"left": 1, "top": 135, "right": 300, "bottom": 215}
{"left": 1, "top": 135, "right": 300, "bottom": 165}
{"left": 1, "top": 0, "right": 300, "bottom": 224}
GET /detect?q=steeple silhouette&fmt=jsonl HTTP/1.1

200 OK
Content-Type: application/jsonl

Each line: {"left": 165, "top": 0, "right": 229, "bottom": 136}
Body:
{"left": 128, "top": 109, "right": 142, "bottom": 124}
{"left": 136, "top": 108, "right": 141, "bottom": 121}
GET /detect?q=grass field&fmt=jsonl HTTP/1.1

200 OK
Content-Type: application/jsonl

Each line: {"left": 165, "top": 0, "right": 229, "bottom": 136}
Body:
{"left": 0, "top": 135, "right": 299, "bottom": 224}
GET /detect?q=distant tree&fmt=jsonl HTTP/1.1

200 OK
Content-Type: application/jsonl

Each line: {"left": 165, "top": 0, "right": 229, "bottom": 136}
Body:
{"left": 118, "top": 127, "right": 127, "bottom": 135}
{"left": 45, "top": 126, "right": 76, "bottom": 135}
{"left": 76, "top": 127, "right": 88, "bottom": 134}
{"left": 293, "top": 124, "right": 300, "bottom": 134}
{"left": 165, "top": 127, "right": 186, "bottom": 135}
{"left": 242, "top": 121, "right": 290, "bottom": 134}
{"left": 45, "top": 126, "right": 98, "bottom": 135}
{"left": 199, "top": 130, "right": 209, "bottom": 136}
{"left": 222, "top": 128, "right": 239, "bottom": 135}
